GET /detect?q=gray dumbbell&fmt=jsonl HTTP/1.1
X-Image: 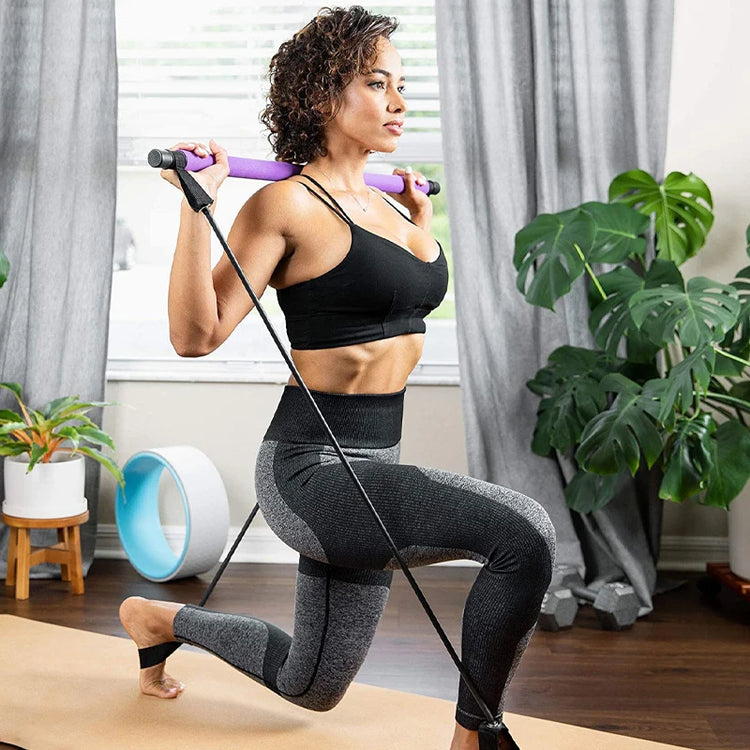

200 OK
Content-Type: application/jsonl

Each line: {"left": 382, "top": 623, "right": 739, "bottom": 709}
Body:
{"left": 538, "top": 584, "right": 579, "bottom": 631}
{"left": 552, "top": 565, "right": 640, "bottom": 631}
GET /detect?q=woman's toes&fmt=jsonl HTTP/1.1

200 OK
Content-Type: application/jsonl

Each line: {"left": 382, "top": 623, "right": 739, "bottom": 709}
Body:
{"left": 140, "top": 668, "right": 185, "bottom": 699}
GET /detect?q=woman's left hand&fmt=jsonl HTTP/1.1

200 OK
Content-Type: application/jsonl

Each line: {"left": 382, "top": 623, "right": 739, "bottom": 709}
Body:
{"left": 388, "top": 166, "right": 433, "bottom": 229}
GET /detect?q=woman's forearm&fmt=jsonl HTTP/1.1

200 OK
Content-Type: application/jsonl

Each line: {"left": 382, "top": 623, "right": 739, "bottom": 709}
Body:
{"left": 167, "top": 198, "right": 220, "bottom": 356}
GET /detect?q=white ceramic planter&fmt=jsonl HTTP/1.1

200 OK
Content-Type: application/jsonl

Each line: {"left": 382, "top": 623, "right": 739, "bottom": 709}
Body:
{"left": 2, "top": 454, "right": 87, "bottom": 519}
{"left": 728, "top": 489, "right": 750, "bottom": 581}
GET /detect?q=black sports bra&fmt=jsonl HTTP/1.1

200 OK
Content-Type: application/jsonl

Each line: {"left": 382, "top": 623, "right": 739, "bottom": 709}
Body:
{"left": 276, "top": 174, "right": 449, "bottom": 350}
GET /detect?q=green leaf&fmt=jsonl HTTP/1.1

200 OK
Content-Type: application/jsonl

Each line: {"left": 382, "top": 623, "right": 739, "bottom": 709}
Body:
{"left": 74, "top": 445, "right": 125, "bottom": 487}
{"left": 578, "top": 201, "right": 650, "bottom": 263}
{"left": 658, "top": 413, "right": 716, "bottom": 502}
{"left": 608, "top": 170, "right": 714, "bottom": 265}
{"left": 730, "top": 381, "right": 750, "bottom": 403}
{"left": 704, "top": 421, "right": 750, "bottom": 508}
{"left": 719, "top": 264, "right": 750, "bottom": 375}
{"left": 75, "top": 425, "right": 115, "bottom": 451}
{"left": 656, "top": 345, "right": 716, "bottom": 422}
{"left": 575, "top": 374, "right": 663, "bottom": 476}
{"left": 41, "top": 396, "right": 82, "bottom": 420}
{"left": 589, "top": 266, "right": 645, "bottom": 357}
{"left": 0, "top": 409, "right": 24, "bottom": 423}
{"left": 0, "top": 443, "right": 30, "bottom": 456}
{"left": 0, "top": 249, "right": 9, "bottom": 289}
{"left": 589, "top": 261, "right": 683, "bottom": 359}
{"left": 0, "top": 382, "right": 24, "bottom": 404}
{"left": 564, "top": 469, "right": 626, "bottom": 514}
{"left": 56, "top": 426, "right": 81, "bottom": 450}
{"left": 27, "top": 443, "right": 47, "bottom": 471}
{"left": 0, "top": 421, "right": 28, "bottom": 436}
{"left": 630, "top": 277, "right": 740, "bottom": 348}
{"left": 513, "top": 209, "right": 596, "bottom": 310}
{"left": 527, "top": 347, "right": 617, "bottom": 454}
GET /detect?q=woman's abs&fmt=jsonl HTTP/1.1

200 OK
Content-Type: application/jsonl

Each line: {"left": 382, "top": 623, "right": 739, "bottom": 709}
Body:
{"left": 288, "top": 333, "right": 423, "bottom": 394}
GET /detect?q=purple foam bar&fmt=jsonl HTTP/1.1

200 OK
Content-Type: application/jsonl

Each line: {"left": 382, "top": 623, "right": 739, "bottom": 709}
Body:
{"left": 178, "top": 150, "right": 433, "bottom": 195}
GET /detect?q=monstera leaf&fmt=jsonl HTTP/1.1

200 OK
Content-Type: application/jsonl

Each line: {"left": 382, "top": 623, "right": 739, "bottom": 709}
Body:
{"left": 564, "top": 469, "right": 627, "bottom": 514}
{"left": 0, "top": 249, "right": 8, "bottom": 289}
{"left": 578, "top": 201, "right": 649, "bottom": 263}
{"left": 655, "top": 345, "right": 716, "bottom": 422}
{"left": 658, "top": 414, "right": 750, "bottom": 507}
{"left": 513, "top": 209, "right": 595, "bottom": 310}
{"left": 514, "top": 203, "right": 648, "bottom": 311}
{"left": 719, "top": 228, "right": 750, "bottom": 374}
{"left": 704, "top": 420, "right": 750, "bottom": 508}
{"left": 608, "top": 170, "right": 714, "bottom": 265}
{"left": 589, "top": 260, "right": 683, "bottom": 360}
{"left": 575, "top": 374, "right": 663, "bottom": 476}
{"left": 630, "top": 277, "right": 740, "bottom": 348}
{"left": 527, "top": 346, "right": 618, "bottom": 455}
{"left": 659, "top": 412, "right": 716, "bottom": 502}
{"left": 730, "top": 381, "right": 750, "bottom": 404}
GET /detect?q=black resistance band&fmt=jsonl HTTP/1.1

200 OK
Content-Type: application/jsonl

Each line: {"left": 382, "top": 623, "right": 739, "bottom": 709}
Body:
{"left": 162, "top": 153, "right": 507, "bottom": 747}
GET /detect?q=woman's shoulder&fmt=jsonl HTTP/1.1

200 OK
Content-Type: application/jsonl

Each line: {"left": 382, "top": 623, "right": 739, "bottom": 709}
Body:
{"left": 235, "top": 177, "right": 315, "bottom": 234}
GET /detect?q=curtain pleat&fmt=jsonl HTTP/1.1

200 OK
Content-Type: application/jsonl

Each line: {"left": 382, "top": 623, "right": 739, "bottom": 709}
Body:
{"left": 435, "top": 0, "right": 674, "bottom": 612}
{"left": 0, "top": 0, "right": 117, "bottom": 576}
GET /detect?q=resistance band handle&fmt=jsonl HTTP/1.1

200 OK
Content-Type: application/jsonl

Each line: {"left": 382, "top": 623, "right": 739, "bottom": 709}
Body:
{"left": 148, "top": 148, "right": 441, "bottom": 196}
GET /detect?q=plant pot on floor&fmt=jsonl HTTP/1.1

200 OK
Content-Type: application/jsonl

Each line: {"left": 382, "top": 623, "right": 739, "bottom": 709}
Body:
{"left": 2, "top": 454, "right": 87, "bottom": 520}
{"left": 729, "top": 490, "right": 750, "bottom": 581}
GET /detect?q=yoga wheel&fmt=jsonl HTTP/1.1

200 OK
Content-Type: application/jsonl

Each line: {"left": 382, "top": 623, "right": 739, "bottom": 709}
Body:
{"left": 115, "top": 446, "right": 230, "bottom": 582}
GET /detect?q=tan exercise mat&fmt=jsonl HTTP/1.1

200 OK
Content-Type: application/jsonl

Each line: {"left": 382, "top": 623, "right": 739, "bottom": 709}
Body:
{"left": 0, "top": 615, "right": 689, "bottom": 750}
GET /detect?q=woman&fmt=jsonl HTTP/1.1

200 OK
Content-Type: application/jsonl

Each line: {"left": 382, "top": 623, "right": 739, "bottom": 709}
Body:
{"left": 119, "top": 7, "right": 555, "bottom": 750}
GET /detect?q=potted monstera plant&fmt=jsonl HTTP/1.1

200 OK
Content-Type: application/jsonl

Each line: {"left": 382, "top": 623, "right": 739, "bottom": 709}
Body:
{"left": 0, "top": 382, "right": 124, "bottom": 519}
{"left": 513, "top": 169, "right": 750, "bottom": 577}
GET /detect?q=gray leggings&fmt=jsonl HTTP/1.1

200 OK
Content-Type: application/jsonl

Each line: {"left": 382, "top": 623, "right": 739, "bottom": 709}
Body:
{"left": 173, "top": 386, "right": 555, "bottom": 731}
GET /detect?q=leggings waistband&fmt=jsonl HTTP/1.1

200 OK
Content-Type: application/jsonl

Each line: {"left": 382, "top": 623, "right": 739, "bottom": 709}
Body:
{"left": 264, "top": 386, "right": 404, "bottom": 448}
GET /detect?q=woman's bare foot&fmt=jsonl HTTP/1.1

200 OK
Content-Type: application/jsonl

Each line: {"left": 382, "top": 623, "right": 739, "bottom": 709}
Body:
{"left": 119, "top": 596, "right": 186, "bottom": 699}
{"left": 450, "top": 721, "right": 518, "bottom": 750}
{"left": 450, "top": 723, "right": 478, "bottom": 750}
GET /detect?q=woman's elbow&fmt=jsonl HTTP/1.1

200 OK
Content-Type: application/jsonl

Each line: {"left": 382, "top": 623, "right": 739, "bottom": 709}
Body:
{"left": 169, "top": 331, "right": 215, "bottom": 358}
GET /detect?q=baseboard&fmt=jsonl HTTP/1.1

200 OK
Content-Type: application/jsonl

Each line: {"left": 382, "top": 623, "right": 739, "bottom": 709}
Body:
{"left": 96, "top": 524, "right": 728, "bottom": 572}
{"left": 656, "top": 535, "right": 728, "bottom": 571}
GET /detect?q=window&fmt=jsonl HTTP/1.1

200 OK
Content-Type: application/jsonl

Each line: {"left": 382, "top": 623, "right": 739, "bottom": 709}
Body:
{"left": 110, "top": 0, "right": 457, "bottom": 383}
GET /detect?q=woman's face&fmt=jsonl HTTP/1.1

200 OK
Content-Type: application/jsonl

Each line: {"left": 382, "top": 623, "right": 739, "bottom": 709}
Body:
{"left": 325, "top": 37, "right": 408, "bottom": 155}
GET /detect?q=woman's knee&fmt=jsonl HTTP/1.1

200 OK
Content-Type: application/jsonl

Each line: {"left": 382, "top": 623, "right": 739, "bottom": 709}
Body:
{"left": 486, "top": 507, "right": 555, "bottom": 590}
{"left": 291, "top": 683, "right": 349, "bottom": 712}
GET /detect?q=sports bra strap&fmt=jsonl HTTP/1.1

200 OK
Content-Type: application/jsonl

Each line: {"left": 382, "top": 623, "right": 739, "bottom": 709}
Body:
{"left": 375, "top": 191, "right": 419, "bottom": 226}
{"left": 296, "top": 173, "right": 353, "bottom": 225}
{"left": 297, "top": 172, "right": 419, "bottom": 229}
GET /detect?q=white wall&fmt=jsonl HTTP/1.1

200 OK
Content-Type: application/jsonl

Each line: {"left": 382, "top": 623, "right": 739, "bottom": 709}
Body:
{"left": 660, "top": 0, "right": 750, "bottom": 540}
{"left": 98, "top": 0, "right": 750, "bottom": 567}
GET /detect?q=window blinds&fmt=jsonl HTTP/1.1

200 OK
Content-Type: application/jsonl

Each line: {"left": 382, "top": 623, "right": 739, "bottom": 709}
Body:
{"left": 117, "top": 1, "right": 441, "bottom": 165}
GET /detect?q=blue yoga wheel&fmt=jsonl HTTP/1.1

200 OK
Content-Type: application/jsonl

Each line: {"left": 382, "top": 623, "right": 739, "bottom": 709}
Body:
{"left": 115, "top": 446, "right": 230, "bottom": 582}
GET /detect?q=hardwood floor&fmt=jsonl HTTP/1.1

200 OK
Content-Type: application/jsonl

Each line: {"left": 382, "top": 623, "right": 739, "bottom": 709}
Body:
{"left": 2, "top": 560, "right": 749, "bottom": 749}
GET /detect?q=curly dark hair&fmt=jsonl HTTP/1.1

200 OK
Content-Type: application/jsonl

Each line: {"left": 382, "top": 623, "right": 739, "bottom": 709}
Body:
{"left": 260, "top": 6, "right": 399, "bottom": 164}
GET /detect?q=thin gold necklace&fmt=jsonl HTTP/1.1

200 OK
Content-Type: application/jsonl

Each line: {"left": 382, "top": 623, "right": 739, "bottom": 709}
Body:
{"left": 314, "top": 166, "right": 372, "bottom": 213}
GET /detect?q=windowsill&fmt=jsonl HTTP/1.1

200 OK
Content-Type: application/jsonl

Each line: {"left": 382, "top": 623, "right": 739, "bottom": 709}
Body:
{"left": 105, "top": 358, "right": 461, "bottom": 385}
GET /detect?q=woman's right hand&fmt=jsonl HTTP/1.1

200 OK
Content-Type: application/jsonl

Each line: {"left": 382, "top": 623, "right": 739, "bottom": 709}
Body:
{"left": 160, "top": 139, "right": 230, "bottom": 199}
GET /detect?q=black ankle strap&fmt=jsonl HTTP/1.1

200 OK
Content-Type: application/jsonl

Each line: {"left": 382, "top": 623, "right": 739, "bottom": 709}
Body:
{"left": 138, "top": 641, "right": 181, "bottom": 668}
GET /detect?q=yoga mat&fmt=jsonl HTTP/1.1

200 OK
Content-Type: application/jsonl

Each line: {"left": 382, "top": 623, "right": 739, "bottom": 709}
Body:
{"left": 0, "top": 615, "right": 689, "bottom": 750}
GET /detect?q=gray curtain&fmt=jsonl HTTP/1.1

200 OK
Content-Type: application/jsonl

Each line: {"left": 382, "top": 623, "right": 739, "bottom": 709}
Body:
{"left": 0, "top": 0, "right": 117, "bottom": 576}
{"left": 435, "top": 0, "right": 674, "bottom": 613}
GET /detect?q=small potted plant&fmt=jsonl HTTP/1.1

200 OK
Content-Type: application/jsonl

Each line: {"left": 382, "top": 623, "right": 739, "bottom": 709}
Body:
{"left": 0, "top": 382, "right": 124, "bottom": 519}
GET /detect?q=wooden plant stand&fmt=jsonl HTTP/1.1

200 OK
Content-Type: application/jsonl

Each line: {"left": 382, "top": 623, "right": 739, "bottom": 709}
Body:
{"left": 701, "top": 562, "right": 750, "bottom": 601}
{"left": 3, "top": 510, "right": 89, "bottom": 600}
